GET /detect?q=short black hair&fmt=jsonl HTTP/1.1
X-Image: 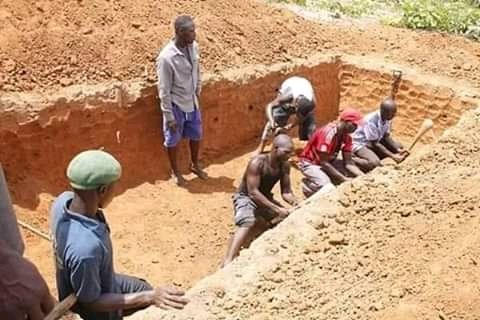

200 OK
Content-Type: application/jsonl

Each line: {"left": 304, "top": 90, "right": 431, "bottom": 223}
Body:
{"left": 297, "top": 97, "right": 315, "bottom": 117}
{"left": 174, "top": 15, "right": 194, "bottom": 32}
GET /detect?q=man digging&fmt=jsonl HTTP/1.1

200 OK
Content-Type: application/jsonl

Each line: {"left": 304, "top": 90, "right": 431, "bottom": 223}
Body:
{"left": 156, "top": 15, "right": 207, "bottom": 186}
{"left": 50, "top": 150, "right": 188, "bottom": 320}
{"left": 299, "top": 108, "right": 364, "bottom": 197}
{"left": 352, "top": 98, "right": 408, "bottom": 172}
{"left": 255, "top": 76, "right": 316, "bottom": 155}
{"left": 222, "top": 134, "right": 298, "bottom": 266}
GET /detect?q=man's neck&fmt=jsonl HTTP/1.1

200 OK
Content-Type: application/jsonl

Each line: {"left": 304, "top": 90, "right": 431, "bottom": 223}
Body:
{"left": 174, "top": 38, "right": 188, "bottom": 49}
{"left": 69, "top": 195, "right": 99, "bottom": 219}
{"left": 268, "top": 153, "right": 280, "bottom": 170}
{"left": 380, "top": 111, "right": 386, "bottom": 122}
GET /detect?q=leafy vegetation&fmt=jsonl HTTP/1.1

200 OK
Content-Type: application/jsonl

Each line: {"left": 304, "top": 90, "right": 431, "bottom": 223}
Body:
{"left": 397, "top": 0, "right": 480, "bottom": 34}
{"left": 270, "top": 0, "right": 480, "bottom": 38}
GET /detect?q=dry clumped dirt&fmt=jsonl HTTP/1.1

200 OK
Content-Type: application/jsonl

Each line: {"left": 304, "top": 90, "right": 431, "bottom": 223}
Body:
{"left": 131, "top": 108, "right": 480, "bottom": 320}
{"left": 1, "top": 0, "right": 480, "bottom": 93}
{"left": 2, "top": 0, "right": 480, "bottom": 319}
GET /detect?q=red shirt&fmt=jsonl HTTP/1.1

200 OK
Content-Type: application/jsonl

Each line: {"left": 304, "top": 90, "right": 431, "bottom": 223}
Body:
{"left": 300, "top": 122, "right": 353, "bottom": 164}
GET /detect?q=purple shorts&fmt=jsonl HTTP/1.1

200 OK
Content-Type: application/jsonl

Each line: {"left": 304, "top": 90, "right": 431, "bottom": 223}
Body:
{"left": 163, "top": 103, "right": 202, "bottom": 147}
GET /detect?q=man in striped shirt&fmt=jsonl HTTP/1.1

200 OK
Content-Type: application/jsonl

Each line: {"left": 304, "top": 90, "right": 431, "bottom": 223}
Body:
{"left": 352, "top": 98, "right": 408, "bottom": 172}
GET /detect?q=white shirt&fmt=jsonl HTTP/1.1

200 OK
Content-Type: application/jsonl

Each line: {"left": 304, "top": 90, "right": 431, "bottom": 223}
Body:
{"left": 278, "top": 76, "right": 314, "bottom": 101}
{"left": 352, "top": 110, "right": 392, "bottom": 152}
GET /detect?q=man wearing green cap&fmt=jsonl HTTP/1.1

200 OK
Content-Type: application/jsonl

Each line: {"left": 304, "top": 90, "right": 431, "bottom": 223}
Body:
{"left": 50, "top": 150, "right": 188, "bottom": 320}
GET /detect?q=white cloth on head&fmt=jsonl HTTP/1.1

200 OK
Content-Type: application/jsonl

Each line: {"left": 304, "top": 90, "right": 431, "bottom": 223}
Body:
{"left": 278, "top": 76, "right": 314, "bottom": 101}
{"left": 352, "top": 110, "right": 392, "bottom": 152}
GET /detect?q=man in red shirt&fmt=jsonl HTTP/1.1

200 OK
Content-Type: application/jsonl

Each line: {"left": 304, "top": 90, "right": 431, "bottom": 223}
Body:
{"left": 299, "top": 108, "right": 364, "bottom": 197}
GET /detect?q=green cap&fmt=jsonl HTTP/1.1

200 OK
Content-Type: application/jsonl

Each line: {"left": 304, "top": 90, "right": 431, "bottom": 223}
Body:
{"left": 67, "top": 150, "right": 122, "bottom": 190}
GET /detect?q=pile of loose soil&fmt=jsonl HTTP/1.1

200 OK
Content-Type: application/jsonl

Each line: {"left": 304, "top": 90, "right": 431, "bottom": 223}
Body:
{"left": 1, "top": 0, "right": 479, "bottom": 93}
{"left": 131, "top": 108, "right": 480, "bottom": 319}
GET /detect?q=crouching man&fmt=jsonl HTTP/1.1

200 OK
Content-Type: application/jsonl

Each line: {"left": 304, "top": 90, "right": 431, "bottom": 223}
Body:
{"left": 222, "top": 134, "right": 298, "bottom": 266}
{"left": 299, "top": 108, "right": 364, "bottom": 197}
{"left": 352, "top": 98, "right": 408, "bottom": 172}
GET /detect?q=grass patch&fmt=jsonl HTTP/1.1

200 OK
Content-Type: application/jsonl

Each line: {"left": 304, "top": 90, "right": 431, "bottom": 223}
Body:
{"left": 269, "top": 0, "right": 480, "bottom": 38}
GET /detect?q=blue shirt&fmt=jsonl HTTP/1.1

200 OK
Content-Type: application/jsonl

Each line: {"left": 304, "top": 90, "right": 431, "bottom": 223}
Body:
{"left": 50, "top": 192, "right": 120, "bottom": 320}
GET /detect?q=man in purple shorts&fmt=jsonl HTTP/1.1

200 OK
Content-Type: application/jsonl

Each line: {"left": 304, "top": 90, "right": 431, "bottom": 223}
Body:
{"left": 156, "top": 15, "right": 207, "bottom": 186}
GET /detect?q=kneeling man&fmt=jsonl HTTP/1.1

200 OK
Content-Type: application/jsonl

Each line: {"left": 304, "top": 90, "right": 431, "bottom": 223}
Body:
{"left": 299, "top": 108, "right": 364, "bottom": 197}
{"left": 352, "top": 98, "right": 408, "bottom": 172}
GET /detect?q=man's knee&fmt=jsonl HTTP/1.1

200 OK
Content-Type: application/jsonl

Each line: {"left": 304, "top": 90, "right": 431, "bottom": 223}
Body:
{"left": 366, "top": 158, "right": 381, "bottom": 170}
{"left": 302, "top": 177, "right": 327, "bottom": 198}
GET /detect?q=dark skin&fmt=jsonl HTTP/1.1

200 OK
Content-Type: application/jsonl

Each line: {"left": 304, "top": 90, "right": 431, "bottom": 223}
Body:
{"left": 0, "top": 240, "right": 55, "bottom": 320}
{"left": 68, "top": 183, "right": 189, "bottom": 313}
{"left": 370, "top": 99, "right": 409, "bottom": 164}
{"left": 313, "top": 120, "right": 364, "bottom": 183}
{"left": 166, "top": 18, "right": 206, "bottom": 185}
{"left": 255, "top": 94, "right": 315, "bottom": 154}
{"left": 222, "top": 135, "right": 298, "bottom": 267}
{"left": 0, "top": 163, "right": 55, "bottom": 320}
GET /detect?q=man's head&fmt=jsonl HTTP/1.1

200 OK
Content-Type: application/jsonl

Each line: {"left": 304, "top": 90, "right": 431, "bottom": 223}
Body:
{"left": 67, "top": 150, "right": 122, "bottom": 208}
{"left": 380, "top": 98, "right": 397, "bottom": 121}
{"left": 174, "top": 15, "right": 196, "bottom": 45}
{"left": 339, "top": 108, "right": 363, "bottom": 133}
{"left": 271, "top": 134, "right": 294, "bottom": 162}
{"left": 296, "top": 96, "right": 315, "bottom": 117}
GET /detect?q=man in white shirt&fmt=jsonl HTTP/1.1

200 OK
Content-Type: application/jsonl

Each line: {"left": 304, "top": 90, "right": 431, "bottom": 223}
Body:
{"left": 255, "top": 76, "right": 316, "bottom": 154}
{"left": 352, "top": 98, "right": 408, "bottom": 171}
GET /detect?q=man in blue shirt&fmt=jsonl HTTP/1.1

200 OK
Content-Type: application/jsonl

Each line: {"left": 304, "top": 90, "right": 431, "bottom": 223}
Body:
{"left": 50, "top": 150, "right": 188, "bottom": 320}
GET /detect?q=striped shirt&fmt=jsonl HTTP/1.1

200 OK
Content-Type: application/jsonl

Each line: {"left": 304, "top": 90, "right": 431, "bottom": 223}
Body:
{"left": 352, "top": 110, "right": 392, "bottom": 152}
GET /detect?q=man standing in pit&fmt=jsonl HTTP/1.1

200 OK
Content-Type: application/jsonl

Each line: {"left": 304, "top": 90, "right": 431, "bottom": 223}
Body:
{"left": 156, "top": 15, "right": 207, "bottom": 186}
{"left": 222, "top": 134, "right": 298, "bottom": 266}
{"left": 299, "top": 108, "right": 364, "bottom": 197}
{"left": 255, "top": 76, "right": 316, "bottom": 155}
{"left": 352, "top": 98, "right": 408, "bottom": 172}
{"left": 50, "top": 150, "right": 188, "bottom": 320}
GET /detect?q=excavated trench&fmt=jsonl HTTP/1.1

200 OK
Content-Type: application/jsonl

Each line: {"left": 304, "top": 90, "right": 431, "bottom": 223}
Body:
{"left": 0, "top": 55, "right": 477, "bottom": 292}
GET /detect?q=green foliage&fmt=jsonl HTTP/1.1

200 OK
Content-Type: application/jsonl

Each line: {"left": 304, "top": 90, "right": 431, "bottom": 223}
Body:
{"left": 397, "top": 0, "right": 480, "bottom": 34}
{"left": 270, "top": 0, "right": 480, "bottom": 37}
{"left": 309, "top": 0, "right": 386, "bottom": 17}
{"left": 273, "top": 0, "right": 307, "bottom": 5}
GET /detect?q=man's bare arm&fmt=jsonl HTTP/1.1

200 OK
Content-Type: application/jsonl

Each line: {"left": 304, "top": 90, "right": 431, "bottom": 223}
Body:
{"left": 316, "top": 150, "right": 348, "bottom": 183}
{"left": 279, "top": 163, "right": 298, "bottom": 206}
{"left": 265, "top": 94, "right": 294, "bottom": 127}
{"left": 84, "top": 287, "right": 188, "bottom": 312}
{"left": 343, "top": 151, "right": 364, "bottom": 177}
{"left": 0, "top": 239, "right": 55, "bottom": 320}
{"left": 246, "top": 158, "right": 285, "bottom": 215}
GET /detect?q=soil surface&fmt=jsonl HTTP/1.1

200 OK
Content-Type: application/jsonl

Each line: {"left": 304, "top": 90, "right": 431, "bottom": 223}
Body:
{"left": 2, "top": 0, "right": 480, "bottom": 319}
{"left": 132, "top": 107, "right": 480, "bottom": 320}
{"left": 1, "top": 0, "right": 479, "bottom": 93}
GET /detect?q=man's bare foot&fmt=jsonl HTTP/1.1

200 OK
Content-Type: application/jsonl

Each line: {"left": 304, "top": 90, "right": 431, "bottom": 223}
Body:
{"left": 171, "top": 172, "right": 187, "bottom": 186}
{"left": 190, "top": 164, "right": 208, "bottom": 180}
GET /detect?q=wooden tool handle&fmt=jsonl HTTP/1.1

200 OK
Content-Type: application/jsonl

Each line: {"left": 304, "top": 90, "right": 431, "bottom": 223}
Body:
{"left": 408, "top": 119, "right": 434, "bottom": 151}
{"left": 44, "top": 294, "right": 77, "bottom": 320}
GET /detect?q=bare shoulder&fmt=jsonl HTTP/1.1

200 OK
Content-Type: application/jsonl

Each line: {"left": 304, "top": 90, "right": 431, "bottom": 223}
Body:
{"left": 247, "top": 154, "right": 266, "bottom": 172}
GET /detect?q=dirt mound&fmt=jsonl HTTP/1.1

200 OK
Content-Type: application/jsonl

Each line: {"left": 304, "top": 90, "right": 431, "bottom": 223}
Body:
{"left": 1, "top": 0, "right": 480, "bottom": 93}
{"left": 130, "top": 106, "right": 480, "bottom": 319}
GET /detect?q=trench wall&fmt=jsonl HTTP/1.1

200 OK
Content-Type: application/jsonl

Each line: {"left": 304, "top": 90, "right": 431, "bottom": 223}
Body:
{"left": 339, "top": 61, "right": 478, "bottom": 139}
{"left": 0, "top": 61, "right": 340, "bottom": 210}
{"left": 1, "top": 55, "right": 478, "bottom": 211}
